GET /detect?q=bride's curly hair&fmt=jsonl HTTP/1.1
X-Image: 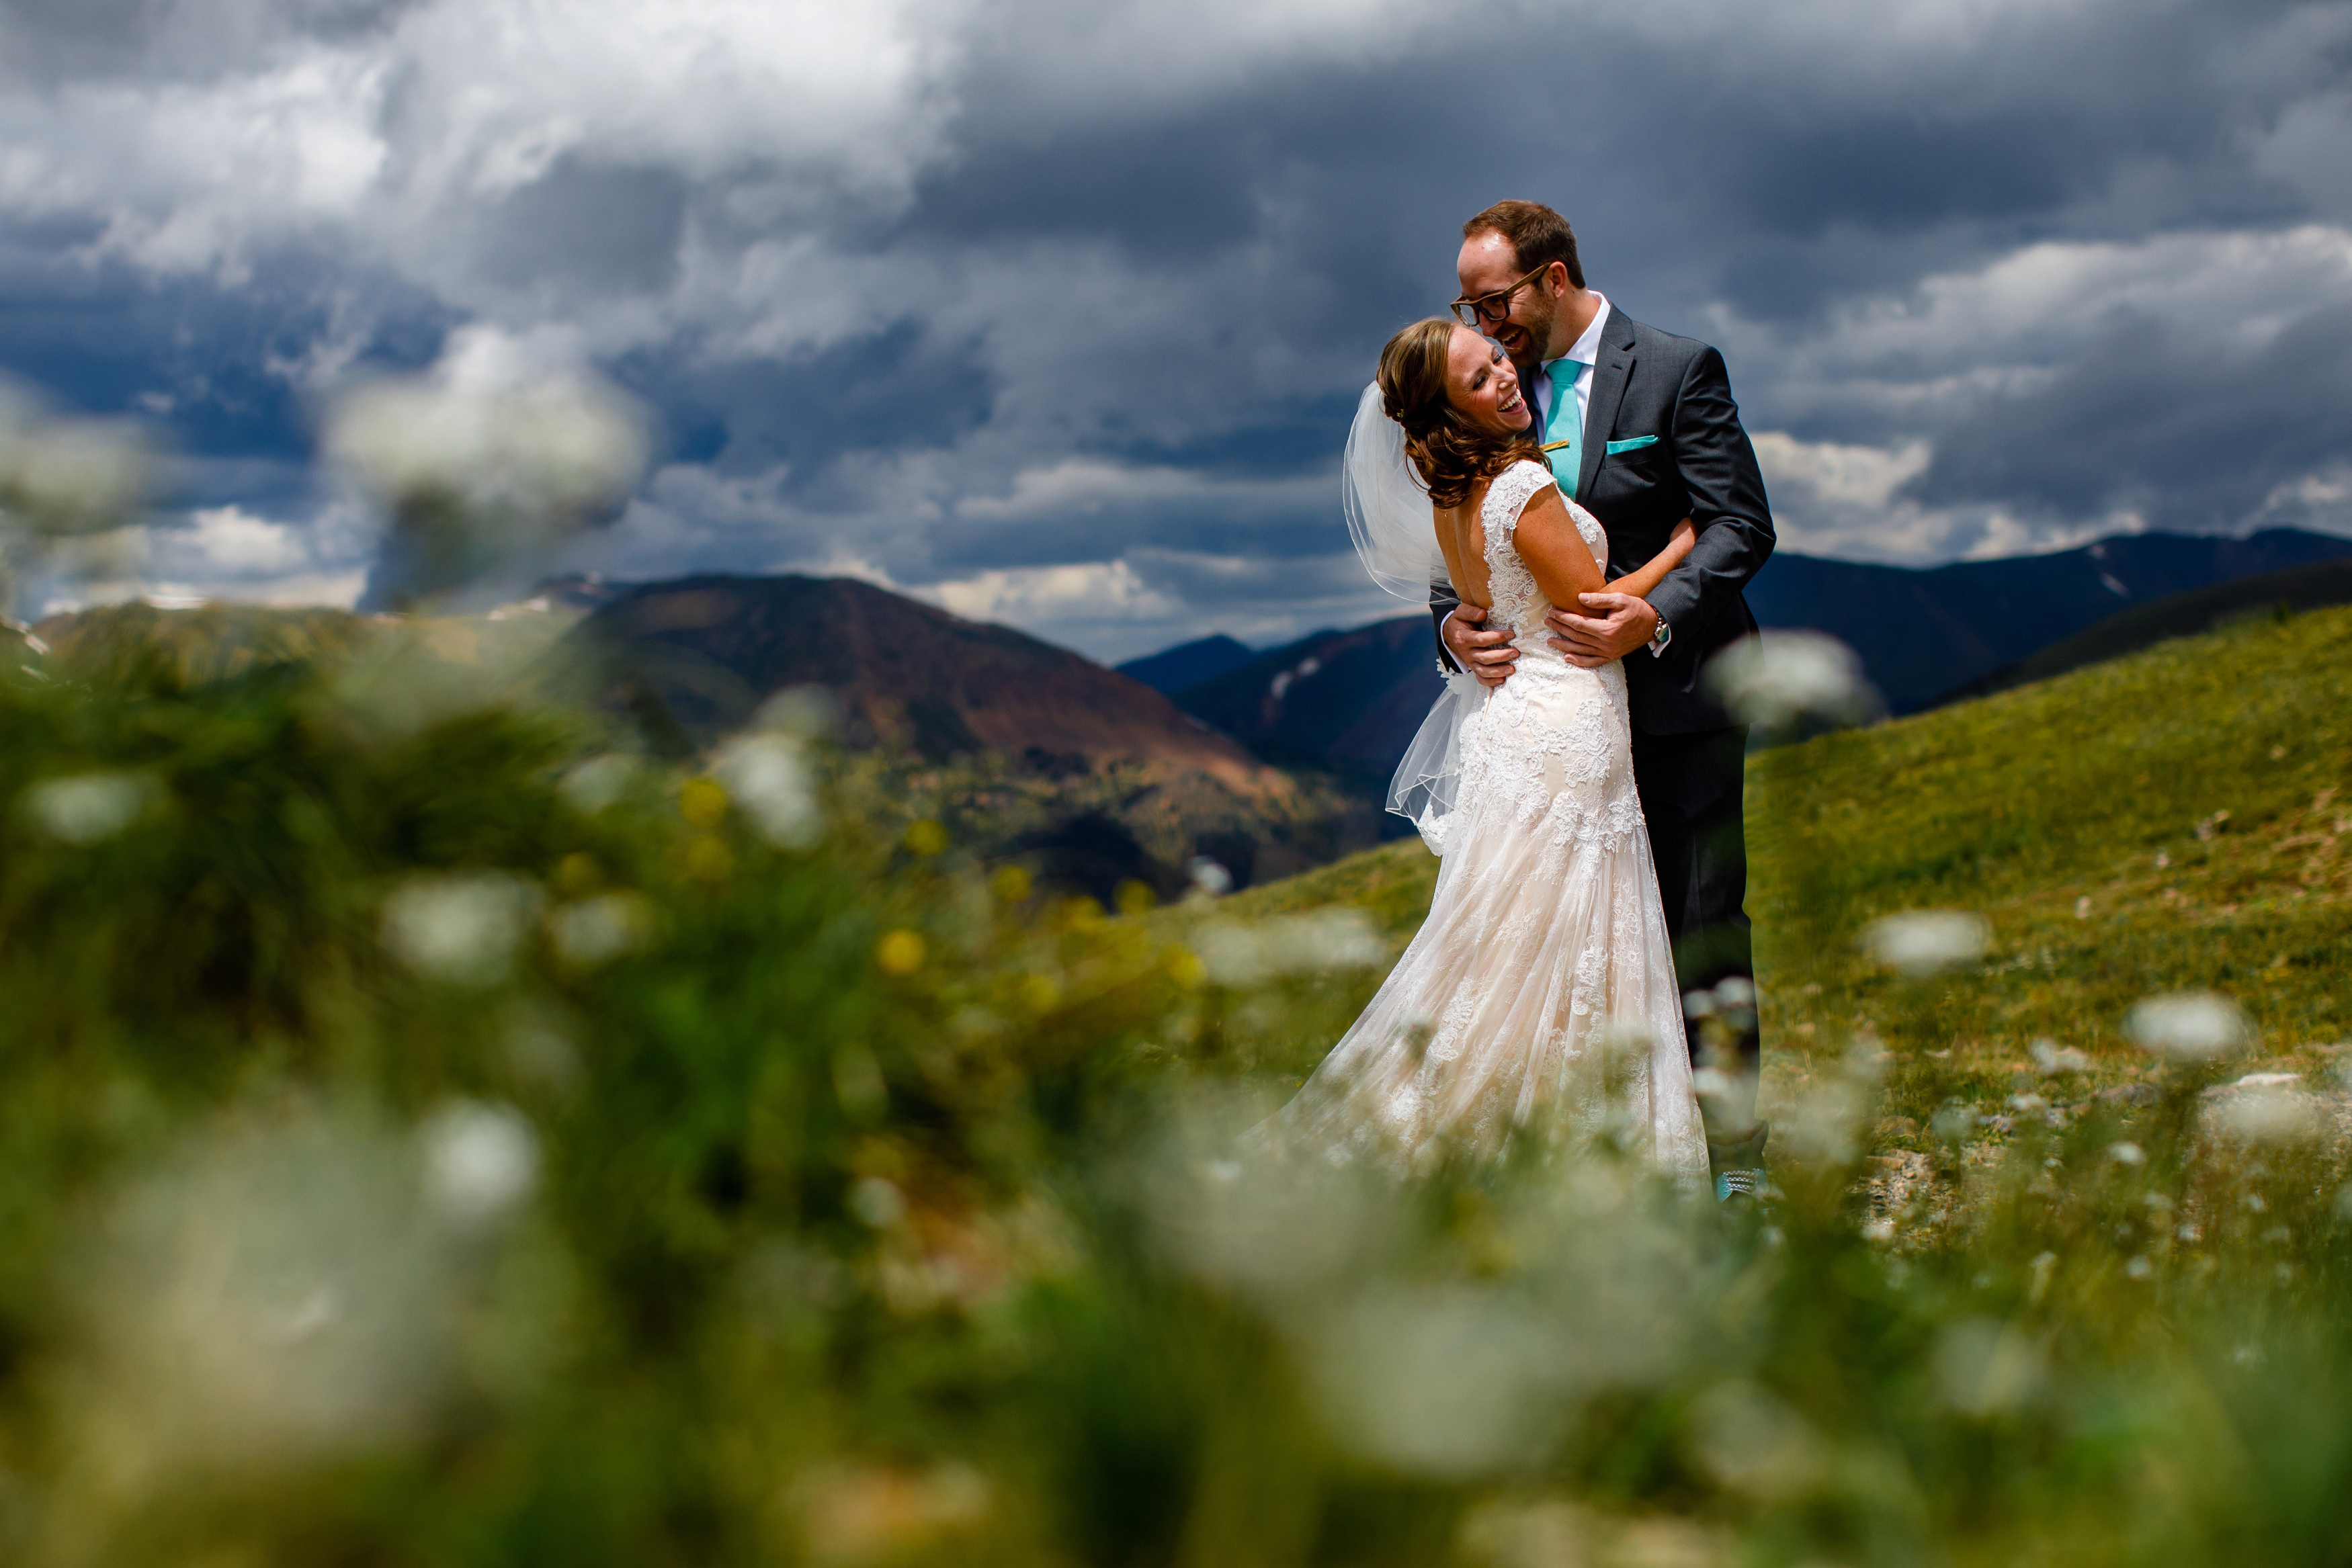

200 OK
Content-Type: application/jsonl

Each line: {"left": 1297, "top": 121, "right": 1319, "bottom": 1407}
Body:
{"left": 1377, "top": 317, "right": 1546, "bottom": 509}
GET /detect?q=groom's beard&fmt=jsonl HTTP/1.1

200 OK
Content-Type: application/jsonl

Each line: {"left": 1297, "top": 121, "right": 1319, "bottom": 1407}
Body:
{"left": 1496, "top": 324, "right": 1544, "bottom": 383}
{"left": 1491, "top": 296, "right": 1555, "bottom": 372}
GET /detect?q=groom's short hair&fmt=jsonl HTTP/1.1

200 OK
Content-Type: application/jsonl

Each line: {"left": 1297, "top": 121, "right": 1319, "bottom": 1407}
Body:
{"left": 1462, "top": 201, "right": 1585, "bottom": 290}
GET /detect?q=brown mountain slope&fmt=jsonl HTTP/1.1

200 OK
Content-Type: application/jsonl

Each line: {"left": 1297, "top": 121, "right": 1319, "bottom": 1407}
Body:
{"left": 553, "top": 574, "right": 1247, "bottom": 771}
{"left": 550, "top": 574, "right": 1378, "bottom": 889}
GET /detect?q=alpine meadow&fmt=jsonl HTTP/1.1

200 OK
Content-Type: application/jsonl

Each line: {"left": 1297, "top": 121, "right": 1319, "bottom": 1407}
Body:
{"left": 0, "top": 566, "right": 2347, "bottom": 1565}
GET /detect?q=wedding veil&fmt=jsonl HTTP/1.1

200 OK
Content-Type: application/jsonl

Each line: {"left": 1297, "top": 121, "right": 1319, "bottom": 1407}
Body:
{"left": 1341, "top": 382, "right": 1441, "bottom": 600}
{"left": 1340, "top": 380, "right": 1483, "bottom": 855}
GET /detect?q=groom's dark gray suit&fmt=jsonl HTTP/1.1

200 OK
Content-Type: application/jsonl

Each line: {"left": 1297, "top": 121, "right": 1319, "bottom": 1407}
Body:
{"left": 1431, "top": 306, "right": 1774, "bottom": 1121}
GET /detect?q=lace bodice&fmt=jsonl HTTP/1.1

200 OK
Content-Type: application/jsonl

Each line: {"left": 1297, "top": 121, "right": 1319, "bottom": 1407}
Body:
{"left": 1480, "top": 460, "right": 1607, "bottom": 640}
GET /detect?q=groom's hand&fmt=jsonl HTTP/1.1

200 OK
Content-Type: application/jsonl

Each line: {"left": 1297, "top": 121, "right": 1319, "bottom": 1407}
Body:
{"left": 1549, "top": 593, "right": 1658, "bottom": 668}
{"left": 1443, "top": 603, "right": 1518, "bottom": 687}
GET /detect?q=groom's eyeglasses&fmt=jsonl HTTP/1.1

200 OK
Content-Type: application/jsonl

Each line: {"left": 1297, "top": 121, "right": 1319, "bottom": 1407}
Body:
{"left": 1450, "top": 261, "right": 1552, "bottom": 326}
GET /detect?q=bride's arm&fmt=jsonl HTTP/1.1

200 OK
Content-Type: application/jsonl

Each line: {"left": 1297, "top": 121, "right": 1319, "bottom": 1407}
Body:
{"left": 1512, "top": 486, "right": 1610, "bottom": 609}
{"left": 1521, "top": 496, "right": 1698, "bottom": 614}
{"left": 1609, "top": 517, "right": 1698, "bottom": 599}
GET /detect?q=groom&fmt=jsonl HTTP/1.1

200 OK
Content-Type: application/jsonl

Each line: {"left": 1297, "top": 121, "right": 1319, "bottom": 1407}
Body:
{"left": 1433, "top": 200, "right": 1775, "bottom": 1197}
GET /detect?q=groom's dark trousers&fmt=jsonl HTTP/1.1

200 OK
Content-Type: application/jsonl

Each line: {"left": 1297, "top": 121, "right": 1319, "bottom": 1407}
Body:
{"left": 1432, "top": 306, "right": 1775, "bottom": 1124}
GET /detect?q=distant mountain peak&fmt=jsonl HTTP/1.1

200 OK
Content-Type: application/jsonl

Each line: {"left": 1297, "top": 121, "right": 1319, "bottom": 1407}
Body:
{"left": 1116, "top": 633, "right": 1257, "bottom": 695}
{"left": 560, "top": 571, "right": 1250, "bottom": 769}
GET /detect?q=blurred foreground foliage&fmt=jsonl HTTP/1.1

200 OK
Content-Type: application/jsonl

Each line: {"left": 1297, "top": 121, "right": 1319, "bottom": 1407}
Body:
{"left": 0, "top": 609, "right": 2348, "bottom": 1567}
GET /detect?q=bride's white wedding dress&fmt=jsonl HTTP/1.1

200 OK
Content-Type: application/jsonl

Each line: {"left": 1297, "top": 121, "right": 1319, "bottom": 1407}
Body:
{"left": 1269, "top": 459, "right": 1708, "bottom": 1184}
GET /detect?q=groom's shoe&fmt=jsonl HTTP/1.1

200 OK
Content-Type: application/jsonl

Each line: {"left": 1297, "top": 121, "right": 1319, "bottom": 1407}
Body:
{"left": 1708, "top": 1121, "right": 1770, "bottom": 1205}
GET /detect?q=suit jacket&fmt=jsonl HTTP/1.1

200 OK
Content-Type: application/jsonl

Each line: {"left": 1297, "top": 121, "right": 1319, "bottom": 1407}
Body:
{"left": 1431, "top": 307, "right": 1774, "bottom": 736}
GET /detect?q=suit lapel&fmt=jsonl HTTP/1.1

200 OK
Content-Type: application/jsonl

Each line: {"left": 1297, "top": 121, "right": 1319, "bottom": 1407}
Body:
{"left": 1577, "top": 308, "right": 1638, "bottom": 501}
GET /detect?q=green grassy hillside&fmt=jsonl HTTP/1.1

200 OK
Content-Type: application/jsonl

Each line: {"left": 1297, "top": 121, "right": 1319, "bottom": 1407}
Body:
{"left": 1751, "top": 599, "right": 2351, "bottom": 1130}
{"left": 1941, "top": 559, "right": 2352, "bottom": 705}
{"left": 1181, "top": 603, "right": 2352, "bottom": 1127}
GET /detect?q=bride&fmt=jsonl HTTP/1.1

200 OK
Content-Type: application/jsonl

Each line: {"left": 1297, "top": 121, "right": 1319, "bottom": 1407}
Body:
{"left": 1263, "top": 318, "right": 1708, "bottom": 1185}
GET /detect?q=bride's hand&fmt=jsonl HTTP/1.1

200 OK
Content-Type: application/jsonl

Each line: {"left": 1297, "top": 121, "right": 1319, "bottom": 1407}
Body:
{"left": 1444, "top": 603, "right": 1517, "bottom": 687}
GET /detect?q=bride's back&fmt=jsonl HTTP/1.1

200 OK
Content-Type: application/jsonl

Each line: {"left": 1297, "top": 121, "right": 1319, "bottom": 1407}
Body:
{"left": 1440, "top": 459, "right": 1612, "bottom": 649}
{"left": 1431, "top": 487, "right": 1496, "bottom": 611}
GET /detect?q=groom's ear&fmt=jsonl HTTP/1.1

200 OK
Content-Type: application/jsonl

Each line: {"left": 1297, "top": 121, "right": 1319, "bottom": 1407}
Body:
{"left": 1543, "top": 261, "right": 1571, "bottom": 297}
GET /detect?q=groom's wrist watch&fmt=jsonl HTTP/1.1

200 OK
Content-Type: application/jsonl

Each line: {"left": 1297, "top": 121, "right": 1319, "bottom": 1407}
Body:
{"left": 1647, "top": 608, "right": 1672, "bottom": 658}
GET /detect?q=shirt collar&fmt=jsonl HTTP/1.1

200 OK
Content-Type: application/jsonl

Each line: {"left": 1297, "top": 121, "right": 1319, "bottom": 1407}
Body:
{"left": 1543, "top": 291, "right": 1610, "bottom": 374}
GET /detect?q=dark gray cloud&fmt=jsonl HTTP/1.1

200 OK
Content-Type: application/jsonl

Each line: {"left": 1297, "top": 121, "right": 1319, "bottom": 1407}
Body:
{"left": 0, "top": 0, "right": 2346, "bottom": 652}
{"left": 1913, "top": 300, "right": 2352, "bottom": 533}
{"left": 0, "top": 0, "right": 418, "bottom": 83}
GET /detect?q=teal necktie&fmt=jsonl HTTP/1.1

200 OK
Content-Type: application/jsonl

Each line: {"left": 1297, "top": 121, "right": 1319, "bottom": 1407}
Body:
{"left": 1544, "top": 358, "right": 1586, "bottom": 498}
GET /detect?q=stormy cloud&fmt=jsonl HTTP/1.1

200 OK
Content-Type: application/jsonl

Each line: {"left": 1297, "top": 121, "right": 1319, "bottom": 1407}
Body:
{"left": 0, "top": 0, "right": 2346, "bottom": 657}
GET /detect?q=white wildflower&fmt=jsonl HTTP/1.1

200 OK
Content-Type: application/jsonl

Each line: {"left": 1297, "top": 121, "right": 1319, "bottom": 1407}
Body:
{"left": 75, "top": 1111, "right": 446, "bottom": 1481}
{"left": 324, "top": 337, "right": 647, "bottom": 531}
{"left": 547, "top": 892, "right": 657, "bottom": 967}
{"left": 1781, "top": 1074, "right": 1871, "bottom": 1165}
{"left": 848, "top": 1177, "right": 906, "bottom": 1229}
{"left": 2030, "top": 1039, "right": 2092, "bottom": 1074}
{"left": 2126, "top": 992, "right": 2248, "bottom": 1059}
{"left": 1191, "top": 908, "right": 1383, "bottom": 985}
{"left": 1307, "top": 1287, "right": 1566, "bottom": 1477}
{"left": 1187, "top": 856, "right": 1234, "bottom": 898}
{"left": 1864, "top": 910, "right": 1990, "bottom": 977}
{"left": 0, "top": 382, "right": 154, "bottom": 536}
{"left": 380, "top": 872, "right": 542, "bottom": 986}
{"left": 419, "top": 1100, "right": 540, "bottom": 1230}
{"left": 559, "top": 754, "right": 639, "bottom": 815}
{"left": 1146, "top": 1093, "right": 1392, "bottom": 1299}
{"left": 1935, "top": 1317, "right": 2046, "bottom": 1415}
{"left": 1702, "top": 631, "right": 1881, "bottom": 730}
{"left": 710, "top": 733, "right": 823, "bottom": 848}
{"left": 1685, "top": 1381, "right": 1826, "bottom": 1498}
{"left": 749, "top": 685, "right": 839, "bottom": 740}
{"left": 2206, "top": 1075, "right": 2322, "bottom": 1145}
{"left": 19, "top": 771, "right": 154, "bottom": 843}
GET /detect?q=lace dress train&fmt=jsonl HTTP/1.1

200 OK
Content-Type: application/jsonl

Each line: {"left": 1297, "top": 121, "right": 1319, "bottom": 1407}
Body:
{"left": 1267, "top": 460, "right": 1708, "bottom": 1184}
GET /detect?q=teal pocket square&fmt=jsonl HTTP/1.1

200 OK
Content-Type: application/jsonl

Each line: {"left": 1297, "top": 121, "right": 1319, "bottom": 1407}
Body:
{"left": 1605, "top": 435, "right": 1659, "bottom": 455}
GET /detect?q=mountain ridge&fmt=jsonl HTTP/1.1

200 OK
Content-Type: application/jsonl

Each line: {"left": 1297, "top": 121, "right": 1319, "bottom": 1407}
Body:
{"left": 1745, "top": 525, "right": 2352, "bottom": 711}
{"left": 553, "top": 572, "right": 1263, "bottom": 777}
{"left": 1115, "top": 634, "right": 1257, "bottom": 695}
{"left": 1938, "top": 557, "right": 2352, "bottom": 705}
{"left": 1140, "top": 527, "right": 2352, "bottom": 795}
